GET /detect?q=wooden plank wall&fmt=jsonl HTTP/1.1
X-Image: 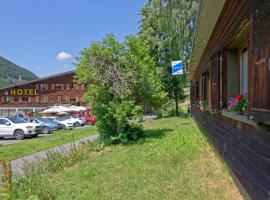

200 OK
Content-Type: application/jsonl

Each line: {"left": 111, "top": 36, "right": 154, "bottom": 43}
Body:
{"left": 192, "top": 107, "right": 270, "bottom": 200}
{"left": 250, "top": 0, "right": 270, "bottom": 123}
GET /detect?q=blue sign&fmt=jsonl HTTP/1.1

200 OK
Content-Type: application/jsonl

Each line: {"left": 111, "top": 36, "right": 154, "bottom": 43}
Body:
{"left": 171, "top": 61, "right": 183, "bottom": 75}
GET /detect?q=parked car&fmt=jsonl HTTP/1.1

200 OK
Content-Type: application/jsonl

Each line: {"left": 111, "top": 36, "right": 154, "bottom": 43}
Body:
{"left": 42, "top": 117, "right": 65, "bottom": 129}
{"left": 26, "top": 118, "right": 58, "bottom": 134}
{"left": 84, "top": 116, "right": 97, "bottom": 125}
{"left": 63, "top": 115, "right": 86, "bottom": 127}
{"left": 44, "top": 117, "right": 74, "bottom": 130}
{"left": 0, "top": 117, "right": 42, "bottom": 140}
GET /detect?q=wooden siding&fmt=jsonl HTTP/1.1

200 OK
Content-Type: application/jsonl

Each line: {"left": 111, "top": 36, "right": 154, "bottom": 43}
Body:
{"left": 191, "top": 0, "right": 270, "bottom": 124}
{"left": 192, "top": 107, "right": 270, "bottom": 200}
{"left": 249, "top": 0, "right": 270, "bottom": 123}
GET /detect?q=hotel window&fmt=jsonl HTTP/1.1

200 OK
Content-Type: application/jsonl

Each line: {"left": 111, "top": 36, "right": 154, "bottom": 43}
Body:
{"left": 55, "top": 84, "right": 63, "bottom": 90}
{"left": 70, "top": 83, "right": 74, "bottom": 90}
{"left": 22, "top": 97, "right": 28, "bottom": 103}
{"left": 5, "top": 97, "right": 10, "bottom": 103}
{"left": 51, "top": 84, "right": 55, "bottom": 90}
{"left": 65, "top": 96, "right": 70, "bottom": 102}
{"left": 14, "top": 96, "right": 19, "bottom": 102}
{"left": 39, "top": 95, "right": 48, "bottom": 103}
{"left": 70, "top": 96, "right": 76, "bottom": 104}
{"left": 40, "top": 84, "right": 48, "bottom": 91}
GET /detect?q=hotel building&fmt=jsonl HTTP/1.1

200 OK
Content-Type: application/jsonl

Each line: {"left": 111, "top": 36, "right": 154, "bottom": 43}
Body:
{"left": 0, "top": 71, "right": 86, "bottom": 116}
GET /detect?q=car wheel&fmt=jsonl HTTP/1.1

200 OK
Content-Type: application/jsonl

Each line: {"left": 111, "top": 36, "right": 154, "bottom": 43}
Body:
{"left": 75, "top": 122, "right": 80, "bottom": 127}
{"left": 42, "top": 126, "right": 50, "bottom": 134}
{"left": 87, "top": 121, "right": 92, "bottom": 126}
{"left": 14, "top": 129, "right": 25, "bottom": 140}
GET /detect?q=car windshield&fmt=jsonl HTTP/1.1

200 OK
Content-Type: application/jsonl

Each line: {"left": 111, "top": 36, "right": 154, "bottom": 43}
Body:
{"left": 8, "top": 117, "right": 27, "bottom": 124}
{"left": 37, "top": 118, "right": 51, "bottom": 123}
{"left": 44, "top": 118, "right": 54, "bottom": 122}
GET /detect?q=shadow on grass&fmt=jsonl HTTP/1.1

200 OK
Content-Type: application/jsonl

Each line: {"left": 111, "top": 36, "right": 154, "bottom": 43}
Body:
{"left": 143, "top": 128, "right": 173, "bottom": 140}
{"left": 124, "top": 128, "right": 173, "bottom": 146}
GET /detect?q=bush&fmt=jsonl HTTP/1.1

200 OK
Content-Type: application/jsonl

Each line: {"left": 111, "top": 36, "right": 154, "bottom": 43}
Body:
{"left": 76, "top": 34, "right": 165, "bottom": 144}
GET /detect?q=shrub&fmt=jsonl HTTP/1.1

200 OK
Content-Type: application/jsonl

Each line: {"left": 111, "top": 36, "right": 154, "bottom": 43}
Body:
{"left": 76, "top": 34, "right": 165, "bottom": 144}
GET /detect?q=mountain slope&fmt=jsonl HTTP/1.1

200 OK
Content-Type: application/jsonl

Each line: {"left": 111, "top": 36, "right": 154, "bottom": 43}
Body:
{"left": 0, "top": 56, "right": 38, "bottom": 88}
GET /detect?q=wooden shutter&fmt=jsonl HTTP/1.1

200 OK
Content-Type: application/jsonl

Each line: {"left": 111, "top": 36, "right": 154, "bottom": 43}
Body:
{"left": 57, "top": 96, "right": 61, "bottom": 102}
{"left": 35, "top": 96, "right": 39, "bottom": 103}
{"left": 210, "top": 53, "right": 220, "bottom": 112}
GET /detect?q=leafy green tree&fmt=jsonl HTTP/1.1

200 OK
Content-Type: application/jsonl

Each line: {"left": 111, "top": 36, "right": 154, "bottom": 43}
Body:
{"left": 76, "top": 34, "right": 165, "bottom": 144}
{"left": 140, "top": 0, "right": 197, "bottom": 115}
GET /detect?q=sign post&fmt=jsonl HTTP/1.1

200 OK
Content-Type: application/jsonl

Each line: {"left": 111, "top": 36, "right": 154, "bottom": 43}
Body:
{"left": 171, "top": 60, "right": 183, "bottom": 75}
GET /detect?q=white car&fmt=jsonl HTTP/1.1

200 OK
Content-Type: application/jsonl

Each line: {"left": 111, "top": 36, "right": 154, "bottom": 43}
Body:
{"left": 0, "top": 117, "right": 42, "bottom": 140}
{"left": 63, "top": 116, "right": 85, "bottom": 127}
{"left": 44, "top": 117, "right": 74, "bottom": 130}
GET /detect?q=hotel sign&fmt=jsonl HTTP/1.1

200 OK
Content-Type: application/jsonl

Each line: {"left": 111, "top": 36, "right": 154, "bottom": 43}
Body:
{"left": 7, "top": 89, "right": 39, "bottom": 96}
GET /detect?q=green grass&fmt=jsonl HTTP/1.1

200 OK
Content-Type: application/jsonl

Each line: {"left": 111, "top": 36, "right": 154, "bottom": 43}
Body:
{"left": 50, "top": 116, "right": 242, "bottom": 200}
{"left": 0, "top": 126, "right": 97, "bottom": 161}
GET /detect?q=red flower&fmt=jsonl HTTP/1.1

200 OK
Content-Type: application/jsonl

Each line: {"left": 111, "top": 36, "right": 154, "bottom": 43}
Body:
{"left": 236, "top": 95, "right": 243, "bottom": 101}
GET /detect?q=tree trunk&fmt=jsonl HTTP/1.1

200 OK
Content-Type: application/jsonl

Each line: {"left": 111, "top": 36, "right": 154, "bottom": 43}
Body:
{"left": 175, "top": 96, "right": 179, "bottom": 116}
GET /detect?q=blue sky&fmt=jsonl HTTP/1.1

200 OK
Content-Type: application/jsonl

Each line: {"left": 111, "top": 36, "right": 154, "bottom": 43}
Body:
{"left": 0, "top": 0, "right": 146, "bottom": 77}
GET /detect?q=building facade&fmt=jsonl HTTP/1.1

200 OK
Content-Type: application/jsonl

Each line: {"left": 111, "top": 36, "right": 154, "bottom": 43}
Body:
{"left": 190, "top": 0, "right": 270, "bottom": 199}
{"left": 0, "top": 71, "right": 86, "bottom": 116}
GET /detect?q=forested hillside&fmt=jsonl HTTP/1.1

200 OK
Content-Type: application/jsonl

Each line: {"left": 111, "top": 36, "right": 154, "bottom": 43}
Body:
{"left": 0, "top": 56, "right": 38, "bottom": 88}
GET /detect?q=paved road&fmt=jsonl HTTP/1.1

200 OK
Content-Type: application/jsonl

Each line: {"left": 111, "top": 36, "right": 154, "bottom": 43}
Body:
{"left": 1, "top": 134, "right": 99, "bottom": 176}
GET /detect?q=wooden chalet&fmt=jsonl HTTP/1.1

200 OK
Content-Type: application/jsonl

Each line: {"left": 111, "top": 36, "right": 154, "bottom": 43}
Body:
{"left": 189, "top": 0, "right": 270, "bottom": 199}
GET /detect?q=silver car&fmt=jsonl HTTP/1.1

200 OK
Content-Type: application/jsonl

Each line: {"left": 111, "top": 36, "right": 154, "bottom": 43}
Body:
{"left": 0, "top": 117, "right": 42, "bottom": 140}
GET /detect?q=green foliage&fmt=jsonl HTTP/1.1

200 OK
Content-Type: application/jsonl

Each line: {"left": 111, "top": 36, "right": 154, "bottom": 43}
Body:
{"left": 203, "top": 100, "right": 209, "bottom": 111}
{"left": 139, "top": 0, "right": 198, "bottom": 115}
{"left": 76, "top": 34, "right": 166, "bottom": 144}
{"left": 232, "top": 96, "right": 248, "bottom": 113}
{"left": 13, "top": 141, "right": 103, "bottom": 200}
{"left": 0, "top": 56, "right": 38, "bottom": 88}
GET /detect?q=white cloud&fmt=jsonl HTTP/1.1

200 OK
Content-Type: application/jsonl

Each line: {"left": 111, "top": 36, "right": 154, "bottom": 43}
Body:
{"left": 57, "top": 51, "right": 72, "bottom": 62}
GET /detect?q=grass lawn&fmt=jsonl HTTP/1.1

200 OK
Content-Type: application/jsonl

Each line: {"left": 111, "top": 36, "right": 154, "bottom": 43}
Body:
{"left": 50, "top": 116, "right": 243, "bottom": 200}
{"left": 0, "top": 126, "right": 97, "bottom": 161}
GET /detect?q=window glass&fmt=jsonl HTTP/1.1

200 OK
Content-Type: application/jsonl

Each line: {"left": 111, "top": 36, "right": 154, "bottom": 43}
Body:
{"left": 0, "top": 119, "right": 7, "bottom": 125}
{"left": 5, "top": 97, "right": 10, "bottom": 102}
{"left": 8, "top": 117, "right": 26, "bottom": 124}
{"left": 22, "top": 97, "right": 28, "bottom": 102}
{"left": 40, "top": 84, "right": 48, "bottom": 90}
{"left": 55, "top": 84, "right": 63, "bottom": 90}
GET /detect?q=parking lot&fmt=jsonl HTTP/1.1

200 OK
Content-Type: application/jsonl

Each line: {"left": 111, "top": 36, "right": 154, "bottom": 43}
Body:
{"left": 0, "top": 125, "right": 91, "bottom": 147}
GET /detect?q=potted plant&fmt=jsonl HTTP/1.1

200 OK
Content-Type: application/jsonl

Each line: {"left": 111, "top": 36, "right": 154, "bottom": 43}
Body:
{"left": 228, "top": 94, "right": 248, "bottom": 115}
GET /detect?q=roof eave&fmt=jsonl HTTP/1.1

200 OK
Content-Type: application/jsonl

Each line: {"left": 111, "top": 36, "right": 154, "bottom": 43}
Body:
{"left": 188, "top": 0, "right": 226, "bottom": 80}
